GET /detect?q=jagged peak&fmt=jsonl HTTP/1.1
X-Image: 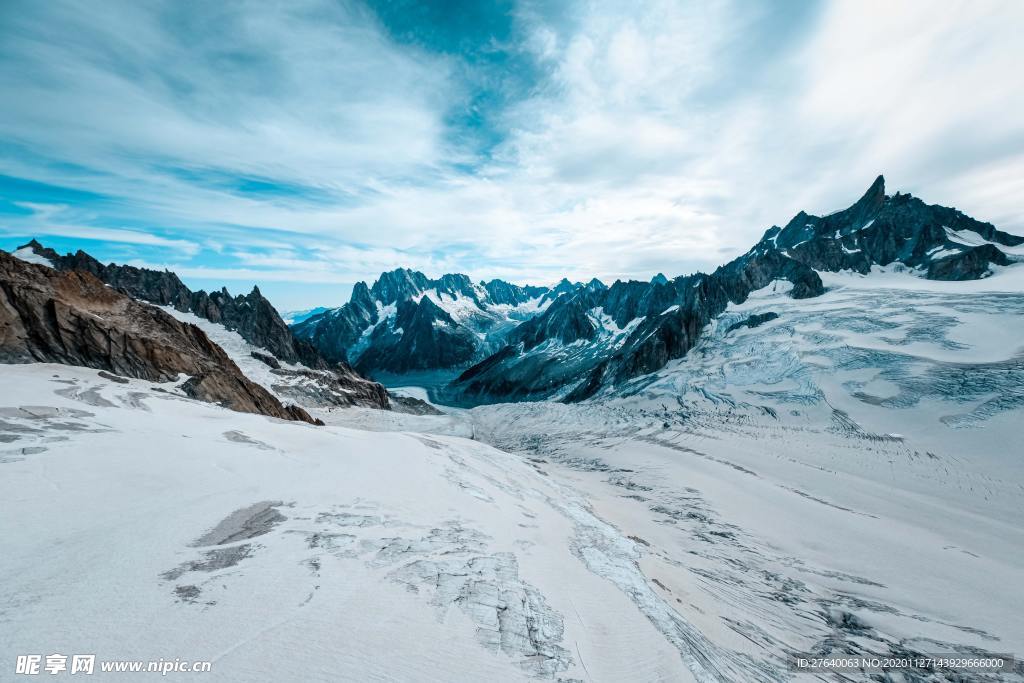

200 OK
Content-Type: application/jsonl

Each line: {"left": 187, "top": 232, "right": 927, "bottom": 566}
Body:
{"left": 851, "top": 174, "right": 886, "bottom": 211}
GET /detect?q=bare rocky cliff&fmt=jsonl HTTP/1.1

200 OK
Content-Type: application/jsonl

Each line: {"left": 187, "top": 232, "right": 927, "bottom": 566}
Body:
{"left": 16, "top": 240, "right": 390, "bottom": 411}
{"left": 0, "top": 250, "right": 320, "bottom": 424}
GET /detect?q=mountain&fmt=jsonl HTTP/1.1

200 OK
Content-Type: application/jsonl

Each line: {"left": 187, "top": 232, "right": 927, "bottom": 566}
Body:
{"left": 282, "top": 306, "right": 330, "bottom": 325}
{"left": 291, "top": 268, "right": 590, "bottom": 375}
{"left": 4, "top": 180, "right": 1022, "bottom": 683}
{"left": 11, "top": 241, "right": 390, "bottom": 411}
{"left": 0, "top": 250, "right": 319, "bottom": 423}
{"left": 15, "top": 239, "right": 321, "bottom": 367}
{"left": 750, "top": 174, "right": 1023, "bottom": 279}
{"left": 449, "top": 176, "right": 1023, "bottom": 404}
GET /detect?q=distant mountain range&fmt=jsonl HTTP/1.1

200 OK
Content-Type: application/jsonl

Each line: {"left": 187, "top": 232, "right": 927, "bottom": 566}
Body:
{"left": 288, "top": 175, "right": 1022, "bottom": 404}
{"left": 290, "top": 269, "right": 595, "bottom": 374}
{"left": 282, "top": 307, "right": 330, "bottom": 325}
{"left": 447, "top": 176, "right": 1023, "bottom": 404}
{"left": 7, "top": 175, "right": 1021, "bottom": 410}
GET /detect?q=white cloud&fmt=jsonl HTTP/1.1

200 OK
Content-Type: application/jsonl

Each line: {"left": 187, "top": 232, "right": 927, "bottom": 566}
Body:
{"left": 2, "top": 0, "right": 1022, "bottom": 293}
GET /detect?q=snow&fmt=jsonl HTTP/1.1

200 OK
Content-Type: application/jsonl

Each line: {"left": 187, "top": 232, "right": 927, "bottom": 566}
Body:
{"left": 4, "top": 266, "right": 1024, "bottom": 682}
{"left": 928, "top": 247, "right": 962, "bottom": 260}
{"left": 945, "top": 226, "right": 1024, "bottom": 256}
{"left": 0, "top": 364, "right": 693, "bottom": 682}
{"left": 423, "top": 291, "right": 482, "bottom": 322}
{"left": 461, "top": 277, "right": 1024, "bottom": 678}
{"left": 12, "top": 246, "right": 55, "bottom": 268}
{"left": 486, "top": 294, "right": 549, "bottom": 319}
{"left": 818, "top": 262, "right": 1024, "bottom": 293}
{"left": 348, "top": 302, "right": 396, "bottom": 363}
{"left": 157, "top": 306, "right": 307, "bottom": 401}
{"left": 735, "top": 278, "right": 793, "bottom": 305}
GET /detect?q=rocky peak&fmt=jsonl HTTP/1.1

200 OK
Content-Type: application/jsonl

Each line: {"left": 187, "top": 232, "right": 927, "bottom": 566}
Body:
{"left": 16, "top": 240, "right": 323, "bottom": 366}
{"left": 753, "top": 174, "right": 1021, "bottom": 280}
{"left": 435, "top": 273, "right": 480, "bottom": 300}
{"left": 0, "top": 250, "right": 320, "bottom": 424}
{"left": 370, "top": 268, "right": 430, "bottom": 305}
{"left": 482, "top": 278, "right": 528, "bottom": 305}
{"left": 348, "top": 280, "right": 376, "bottom": 315}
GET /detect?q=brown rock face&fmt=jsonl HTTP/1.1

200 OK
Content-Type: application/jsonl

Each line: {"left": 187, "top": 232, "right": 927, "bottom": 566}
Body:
{"left": 0, "top": 250, "right": 320, "bottom": 425}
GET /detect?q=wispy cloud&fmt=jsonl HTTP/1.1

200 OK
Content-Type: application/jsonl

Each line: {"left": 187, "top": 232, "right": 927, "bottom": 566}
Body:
{"left": 1, "top": 0, "right": 1021, "bottom": 309}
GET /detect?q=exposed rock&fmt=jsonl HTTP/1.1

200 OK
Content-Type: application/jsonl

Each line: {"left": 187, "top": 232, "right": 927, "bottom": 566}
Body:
{"left": 726, "top": 312, "right": 779, "bottom": 334}
{"left": 16, "top": 241, "right": 389, "bottom": 411}
{"left": 751, "top": 175, "right": 1021, "bottom": 278}
{"left": 270, "top": 364, "right": 390, "bottom": 410}
{"left": 17, "top": 240, "right": 324, "bottom": 367}
{"left": 390, "top": 395, "right": 445, "bottom": 415}
{"left": 0, "top": 250, "right": 319, "bottom": 424}
{"left": 251, "top": 350, "right": 281, "bottom": 369}
{"left": 926, "top": 244, "right": 1010, "bottom": 280}
{"left": 98, "top": 370, "right": 130, "bottom": 384}
{"left": 453, "top": 251, "right": 823, "bottom": 404}
{"left": 353, "top": 296, "right": 480, "bottom": 373}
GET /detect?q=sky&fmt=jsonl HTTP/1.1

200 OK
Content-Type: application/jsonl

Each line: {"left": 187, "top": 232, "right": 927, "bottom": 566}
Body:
{"left": 1, "top": 0, "right": 1022, "bottom": 311}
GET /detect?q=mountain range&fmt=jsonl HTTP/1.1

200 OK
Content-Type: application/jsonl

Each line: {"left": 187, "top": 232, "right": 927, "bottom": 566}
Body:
{"left": 289, "top": 175, "right": 1023, "bottom": 404}
{"left": 5, "top": 176, "right": 1021, "bottom": 413}
{"left": 290, "top": 269, "right": 584, "bottom": 374}
{"left": 3, "top": 175, "right": 1023, "bottom": 682}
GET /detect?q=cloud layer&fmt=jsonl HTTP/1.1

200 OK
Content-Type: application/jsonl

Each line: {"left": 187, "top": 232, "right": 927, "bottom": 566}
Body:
{"left": 1, "top": 0, "right": 1021, "bottom": 308}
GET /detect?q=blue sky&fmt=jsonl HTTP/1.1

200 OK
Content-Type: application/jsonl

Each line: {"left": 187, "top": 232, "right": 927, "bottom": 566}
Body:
{"left": 1, "top": 0, "right": 1022, "bottom": 310}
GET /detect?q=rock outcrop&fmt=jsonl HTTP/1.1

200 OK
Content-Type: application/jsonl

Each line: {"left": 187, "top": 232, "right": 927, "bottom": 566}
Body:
{"left": 15, "top": 241, "right": 389, "bottom": 410}
{"left": 0, "top": 250, "right": 320, "bottom": 424}
{"left": 17, "top": 239, "right": 322, "bottom": 367}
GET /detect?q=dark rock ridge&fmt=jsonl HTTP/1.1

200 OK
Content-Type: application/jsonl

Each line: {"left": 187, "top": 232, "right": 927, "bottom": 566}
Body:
{"left": 18, "top": 239, "right": 320, "bottom": 367}
{"left": 16, "top": 240, "right": 390, "bottom": 410}
{"left": 450, "top": 176, "right": 1022, "bottom": 404}
{"left": 451, "top": 250, "right": 823, "bottom": 404}
{"left": 292, "top": 267, "right": 589, "bottom": 374}
{"left": 750, "top": 175, "right": 1022, "bottom": 280}
{"left": 0, "top": 250, "right": 320, "bottom": 424}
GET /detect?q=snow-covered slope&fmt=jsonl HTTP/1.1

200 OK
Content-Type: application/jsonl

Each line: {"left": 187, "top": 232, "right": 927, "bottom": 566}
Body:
{"left": 3, "top": 264, "right": 1023, "bottom": 681}
{"left": 159, "top": 306, "right": 389, "bottom": 410}
{"left": 460, "top": 272, "right": 1024, "bottom": 680}
{"left": 0, "top": 365, "right": 699, "bottom": 682}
